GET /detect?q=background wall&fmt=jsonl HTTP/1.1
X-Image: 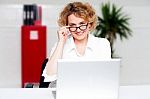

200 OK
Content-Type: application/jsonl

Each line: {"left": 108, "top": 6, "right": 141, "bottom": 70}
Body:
{"left": 0, "top": 0, "right": 150, "bottom": 87}
{"left": 0, "top": 0, "right": 150, "bottom": 6}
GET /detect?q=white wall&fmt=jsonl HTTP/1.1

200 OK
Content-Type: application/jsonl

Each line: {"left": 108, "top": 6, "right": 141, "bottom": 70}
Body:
{"left": 0, "top": 5, "right": 22, "bottom": 87}
{"left": 115, "top": 6, "right": 150, "bottom": 85}
{"left": 0, "top": 1, "right": 150, "bottom": 87}
{"left": 0, "top": 0, "right": 150, "bottom": 6}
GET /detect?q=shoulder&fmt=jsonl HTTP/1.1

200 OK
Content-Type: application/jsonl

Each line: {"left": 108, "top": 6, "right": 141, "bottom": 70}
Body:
{"left": 89, "top": 34, "right": 110, "bottom": 45}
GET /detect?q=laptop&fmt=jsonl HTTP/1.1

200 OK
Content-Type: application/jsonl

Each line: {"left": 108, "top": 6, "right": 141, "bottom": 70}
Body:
{"left": 56, "top": 59, "right": 121, "bottom": 99}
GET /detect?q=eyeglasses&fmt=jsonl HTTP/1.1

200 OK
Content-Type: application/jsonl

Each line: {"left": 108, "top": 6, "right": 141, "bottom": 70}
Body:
{"left": 68, "top": 23, "right": 88, "bottom": 32}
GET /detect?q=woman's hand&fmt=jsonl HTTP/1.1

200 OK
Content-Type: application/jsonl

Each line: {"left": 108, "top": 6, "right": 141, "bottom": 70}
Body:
{"left": 57, "top": 26, "right": 70, "bottom": 43}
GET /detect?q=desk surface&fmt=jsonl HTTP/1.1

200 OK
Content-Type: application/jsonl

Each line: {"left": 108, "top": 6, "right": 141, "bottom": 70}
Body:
{"left": 0, "top": 85, "right": 150, "bottom": 99}
{"left": 0, "top": 88, "right": 54, "bottom": 99}
{"left": 119, "top": 85, "right": 150, "bottom": 99}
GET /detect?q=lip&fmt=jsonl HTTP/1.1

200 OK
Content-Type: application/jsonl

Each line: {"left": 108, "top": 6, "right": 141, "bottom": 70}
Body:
{"left": 75, "top": 31, "right": 84, "bottom": 36}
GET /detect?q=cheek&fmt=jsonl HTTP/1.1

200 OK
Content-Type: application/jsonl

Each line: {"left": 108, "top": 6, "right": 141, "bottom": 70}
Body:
{"left": 83, "top": 28, "right": 90, "bottom": 34}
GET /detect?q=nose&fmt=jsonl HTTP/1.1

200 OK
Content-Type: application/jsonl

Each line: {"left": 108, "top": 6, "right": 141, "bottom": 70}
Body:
{"left": 76, "top": 27, "right": 81, "bottom": 32}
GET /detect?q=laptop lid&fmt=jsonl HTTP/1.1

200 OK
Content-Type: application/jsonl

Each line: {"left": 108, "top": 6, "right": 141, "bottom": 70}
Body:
{"left": 56, "top": 59, "right": 120, "bottom": 99}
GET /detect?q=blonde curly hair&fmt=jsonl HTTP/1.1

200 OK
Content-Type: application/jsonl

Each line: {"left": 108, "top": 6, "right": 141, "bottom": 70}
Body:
{"left": 58, "top": 2, "right": 97, "bottom": 31}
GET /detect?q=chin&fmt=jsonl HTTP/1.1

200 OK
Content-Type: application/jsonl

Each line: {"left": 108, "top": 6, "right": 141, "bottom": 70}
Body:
{"left": 73, "top": 32, "right": 88, "bottom": 41}
{"left": 74, "top": 35, "right": 86, "bottom": 41}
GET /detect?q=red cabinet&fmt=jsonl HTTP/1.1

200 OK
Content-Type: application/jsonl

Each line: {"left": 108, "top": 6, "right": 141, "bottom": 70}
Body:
{"left": 21, "top": 26, "right": 46, "bottom": 87}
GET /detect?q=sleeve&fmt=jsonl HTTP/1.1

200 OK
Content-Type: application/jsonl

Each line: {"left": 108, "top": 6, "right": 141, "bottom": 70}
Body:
{"left": 42, "top": 69, "right": 57, "bottom": 82}
{"left": 42, "top": 43, "right": 57, "bottom": 82}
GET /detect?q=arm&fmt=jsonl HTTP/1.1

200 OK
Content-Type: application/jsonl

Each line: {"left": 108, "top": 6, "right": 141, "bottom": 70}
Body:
{"left": 45, "top": 41, "right": 65, "bottom": 76}
{"left": 45, "top": 26, "right": 69, "bottom": 76}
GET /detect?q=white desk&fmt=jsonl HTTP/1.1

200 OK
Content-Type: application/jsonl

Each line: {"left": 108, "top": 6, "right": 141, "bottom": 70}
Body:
{"left": 119, "top": 85, "right": 150, "bottom": 99}
{"left": 0, "top": 85, "right": 150, "bottom": 99}
{"left": 0, "top": 88, "right": 55, "bottom": 99}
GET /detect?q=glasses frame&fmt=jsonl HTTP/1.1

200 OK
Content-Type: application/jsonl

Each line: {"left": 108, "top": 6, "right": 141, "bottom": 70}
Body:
{"left": 68, "top": 23, "right": 88, "bottom": 32}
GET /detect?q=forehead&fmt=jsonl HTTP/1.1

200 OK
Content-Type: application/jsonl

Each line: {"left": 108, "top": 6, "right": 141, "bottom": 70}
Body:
{"left": 68, "top": 14, "right": 86, "bottom": 24}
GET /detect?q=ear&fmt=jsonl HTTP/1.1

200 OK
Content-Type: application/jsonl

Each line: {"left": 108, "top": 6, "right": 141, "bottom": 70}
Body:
{"left": 88, "top": 23, "right": 92, "bottom": 30}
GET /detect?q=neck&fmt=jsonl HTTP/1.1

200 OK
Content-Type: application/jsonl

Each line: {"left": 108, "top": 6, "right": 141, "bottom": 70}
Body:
{"left": 73, "top": 35, "right": 89, "bottom": 56}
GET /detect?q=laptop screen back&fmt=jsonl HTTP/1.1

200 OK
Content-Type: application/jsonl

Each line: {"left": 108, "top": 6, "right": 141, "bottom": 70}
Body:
{"left": 56, "top": 59, "right": 120, "bottom": 99}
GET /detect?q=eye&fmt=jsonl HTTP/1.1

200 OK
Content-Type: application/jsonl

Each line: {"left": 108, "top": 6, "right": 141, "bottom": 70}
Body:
{"left": 79, "top": 22, "right": 87, "bottom": 25}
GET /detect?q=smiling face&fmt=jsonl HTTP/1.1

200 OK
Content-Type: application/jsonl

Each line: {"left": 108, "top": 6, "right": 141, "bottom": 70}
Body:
{"left": 68, "top": 14, "right": 91, "bottom": 41}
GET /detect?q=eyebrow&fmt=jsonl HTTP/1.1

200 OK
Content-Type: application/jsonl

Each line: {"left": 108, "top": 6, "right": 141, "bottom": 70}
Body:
{"left": 68, "top": 21, "right": 87, "bottom": 26}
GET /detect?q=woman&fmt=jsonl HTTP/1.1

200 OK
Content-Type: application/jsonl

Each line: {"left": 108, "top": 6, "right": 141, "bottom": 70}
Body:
{"left": 42, "top": 2, "right": 111, "bottom": 82}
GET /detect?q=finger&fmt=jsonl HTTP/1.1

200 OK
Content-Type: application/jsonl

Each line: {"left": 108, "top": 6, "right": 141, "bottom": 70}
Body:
{"left": 60, "top": 31, "right": 66, "bottom": 37}
{"left": 58, "top": 27, "right": 69, "bottom": 36}
{"left": 65, "top": 29, "right": 70, "bottom": 35}
{"left": 62, "top": 32, "right": 66, "bottom": 35}
{"left": 61, "top": 29, "right": 68, "bottom": 35}
{"left": 59, "top": 26, "right": 70, "bottom": 30}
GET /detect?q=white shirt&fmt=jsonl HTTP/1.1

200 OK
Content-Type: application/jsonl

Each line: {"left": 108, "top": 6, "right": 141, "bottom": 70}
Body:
{"left": 42, "top": 34, "right": 111, "bottom": 82}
